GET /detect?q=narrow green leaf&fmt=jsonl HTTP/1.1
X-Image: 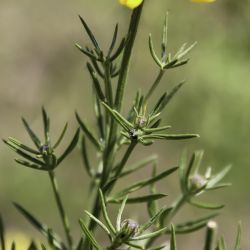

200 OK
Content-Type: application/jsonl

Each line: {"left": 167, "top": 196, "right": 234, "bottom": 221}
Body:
{"left": 149, "top": 34, "right": 162, "bottom": 68}
{"left": 192, "top": 150, "right": 204, "bottom": 174}
{"left": 91, "top": 58, "right": 104, "bottom": 78}
{"left": 234, "top": 221, "right": 242, "bottom": 250}
{"left": 116, "top": 195, "right": 128, "bottom": 231}
{"left": 147, "top": 164, "right": 159, "bottom": 219}
{"left": 84, "top": 211, "right": 111, "bottom": 237}
{"left": 112, "top": 167, "right": 178, "bottom": 199}
{"left": 99, "top": 189, "right": 116, "bottom": 234}
{"left": 94, "top": 95, "right": 104, "bottom": 139}
{"left": 189, "top": 199, "right": 224, "bottom": 210}
{"left": 205, "top": 183, "right": 231, "bottom": 191}
{"left": 81, "top": 136, "right": 93, "bottom": 177}
{"left": 42, "top": 107, "right": 50, "bottom": 144}
{"left": 78, "top": 15, "right": 100, "bottom": 53}
{"left": 142, "top": 133, "right": 199, "bottom": 140}
{"left": 131, "top": 227, "right": 167, "bottom": 241}
{"left": 175, "top": 42, "right": 197, "bottom": 60}
{"left": 174, "top": 213, "right": 219, "bottom": 234}
{"left": 217, "top": 237, "right": 228, "bottom": 250}
{"left": 170, "top": 224, "right": 177, "bottom": 250}
{"left": 8, "top": 137, "right": 40, "bottom": 154}
{"left": 109, "top": 37, "right": 126, "bottom": 61}
{"left": 108, "top": 23, "right": 118, "bottom": 57}
{"left": 0, "top": 215, "right": 5, "bottom": 250}
{"left": 57, "top": 128, "right": 80, "bottom": 165}
{"left": 13, "top": 203, "right": 66, "bottom": 250}
{"left": 75, "top": 112, "right": 101, "bottom": 150}
{"left": 102, "top": 102, "right": 133, "bottom": 131}
{"left": 87, "top": 62, "right": 105, "bottom": 101}
{"left": 179, "top": 149, "right": 188, "bottom": 194}
{"left": 206, "top": 165, "right": 232, "bottom": 189}
{"left": 167, "top": 59, "right": 189, "bottom": 69}
{"left": 161, "top": 12, "right": 168, "bottom": 59}
{"left": 158, "top": 82, "right": 185, "bottom": 113}
{"left": 143, "top": 125, "right": 171, "bottom": 133}
{"left": 126, "top": 242, "right": 144, "bottom": 249}
{"left": 3, "top": 139, "right": 45, "bottom": 166}
{"left": 15, "top": 159, "right": 46, "bottom": 171}
{"left": 152, "top": 93, "right": 167, "bottom": 115}
{"left": 53, "top": 123, "right": 68, "bottom": 149}
{"left": 22, "top": 117, "right": 42, "bottom": 149}
{"left": 75, "top": 43, "right": 98, "bottom": 60}
{"left": 150, "top": 119, "right": 162, "bottom": 129}
{"left": 79, "top": 219, "right": 102, "bottom": 250}
{"left": 108, "top": 193, "right": 167, "bottom": 204}
{"left": 184, "top": 152, "right": 196, "bottom": 189}
{"left": 149, "top": 246, "right": 166, "bottom": 250}
{"left": 112, "top": 154, "right": 158, "bottom": 178}
{"left": 139, "top": 208, "right": 165, "bottom": 233}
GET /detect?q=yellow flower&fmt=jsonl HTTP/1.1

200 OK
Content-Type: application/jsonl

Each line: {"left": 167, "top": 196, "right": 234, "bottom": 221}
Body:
{"left": 119, "top": 0, "right": 143, "bottom": 9}
{"left": 191, "top": 0, "right": 216, "bottom": 3}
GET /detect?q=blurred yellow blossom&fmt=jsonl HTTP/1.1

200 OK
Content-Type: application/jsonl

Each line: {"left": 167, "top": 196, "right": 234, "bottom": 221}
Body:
{"left": 191, "top": 0, "right": 216, "bottom": 3}
{"left": 119, "top": 0, "right": 143, "bottom": 9}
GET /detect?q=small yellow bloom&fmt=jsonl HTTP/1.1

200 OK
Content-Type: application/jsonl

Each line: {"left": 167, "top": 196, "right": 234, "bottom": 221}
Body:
{"left": 119, "top": 0, "right": 143, "bottom": 9}
{"left": 191, "top": 0, "right": 216, "bottom": 3}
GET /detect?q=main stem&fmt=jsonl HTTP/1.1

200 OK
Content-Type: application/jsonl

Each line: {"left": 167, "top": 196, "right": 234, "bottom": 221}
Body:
{"left": 84, "top": 5, "right": 145, "bottom": 248}
{"left": 48, "top": 171, "right": 73, "bottom": 249}
{"left": 114, "top": 3, "right": 144, "bottom": 112}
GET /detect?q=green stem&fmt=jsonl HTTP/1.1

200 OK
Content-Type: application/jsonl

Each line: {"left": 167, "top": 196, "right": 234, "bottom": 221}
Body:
{"left": 164, "top": 194, "right": 187, "bottom": 225}
{"left": 145, "top": 69, "right": 165, "bottom": 102}
{"left": 48, "top": 171, "right": 73, "bottom": 249}
{"left": 115, "top": 3, "right": 144, "bottom": 112}
{"left": 107, "top": 141, "right": 137, "bottom": 193}
{"left": 204, "top": 221, "right": 217, "bottom": 250}
{"left": 85, "top": 3, "right": 144, "bottom": 246}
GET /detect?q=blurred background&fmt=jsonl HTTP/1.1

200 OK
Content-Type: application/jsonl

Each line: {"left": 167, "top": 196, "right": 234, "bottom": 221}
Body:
{"left": 0, "top": 0, "right": 249, "bottom": 248}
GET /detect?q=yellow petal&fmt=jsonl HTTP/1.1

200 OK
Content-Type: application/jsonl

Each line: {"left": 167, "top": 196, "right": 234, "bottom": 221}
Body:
{"left": 119, "top": 0, "right": 143, "bottom": 9}
{"left": 191, "top": 0, "right": 216, "bottom": 3}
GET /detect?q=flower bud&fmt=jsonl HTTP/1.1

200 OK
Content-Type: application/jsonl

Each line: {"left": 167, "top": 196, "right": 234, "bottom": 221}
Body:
{"left": 189, "top": 174, "right": 207, "bottom": 191}
{"left": 135, "top": 116, "right": 147, "bottom": 129}
{"left": 120, "top": 219, "right": 139, "bottom": 239}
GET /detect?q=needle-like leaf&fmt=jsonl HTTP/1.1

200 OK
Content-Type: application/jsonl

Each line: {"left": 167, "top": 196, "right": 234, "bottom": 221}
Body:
{"left": 21, "top": 117, "right": 42, "bottom": 150}
{"left": 13, "top": 203, "right": 66, "bottom": 250}
{"left": 108, "top": 193, "right": 167, "bottom": 204}
{"left": 42, "top": 107, "right": 50, "bottom": 144}
{"left": 170, "top": 224, "right": 177, "bottom": 250}
{"left": 234, "top": 221, "right": 242, "bottom": 250}
{"left": 57, "top": 128, "right": 80, "bottom": 165}
{"left": 75, "top": 112, "right": 101, "bottom": 150}
{"left": 53, "top": 123, "right": 68, "bottom": 149}
{"left": 111, "top": 167, "right": 178, "bottom": 200}
{"left": 116, "top": 195, "right": 128, "bottom": 231}
{"left": 99, "top": 189, "right": 116, "bottom": 234}
{"left": 79, "top": 219, "right": 102, "bottom": 250}
{"left": 78, "top": 15, "right": 101, "bottom": 53}
{"left": 84, "top": 211, "right": 111, "bottom": 237}
{"left": 189, "top": 199, "right": 224, "bottom": 210}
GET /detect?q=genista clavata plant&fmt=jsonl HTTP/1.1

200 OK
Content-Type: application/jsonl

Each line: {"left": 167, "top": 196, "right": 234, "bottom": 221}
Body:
{"left": 1, "top": 0, "right": 242, "bottom": 249}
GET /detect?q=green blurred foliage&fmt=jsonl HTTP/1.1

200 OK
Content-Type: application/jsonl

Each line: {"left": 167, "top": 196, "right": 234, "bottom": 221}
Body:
{"left": 0, "top": 0, "right": 249, "bottom": 248}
